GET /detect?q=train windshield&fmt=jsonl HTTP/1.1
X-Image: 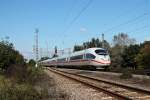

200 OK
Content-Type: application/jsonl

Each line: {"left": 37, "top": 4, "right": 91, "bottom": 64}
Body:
{"left": 95, "top": 49, "right": 108, "bottom": 55}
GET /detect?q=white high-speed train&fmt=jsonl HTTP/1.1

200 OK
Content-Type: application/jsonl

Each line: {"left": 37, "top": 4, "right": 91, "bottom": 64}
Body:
{"left": 40, "top": 48, "right": 111, "bottom": 69}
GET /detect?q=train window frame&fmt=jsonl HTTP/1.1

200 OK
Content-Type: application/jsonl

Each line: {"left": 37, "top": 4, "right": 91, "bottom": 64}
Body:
{"left": 70, "top": 55, "right": 83, "bottom": 60}
{"left": 95, "top": 49, "right": 108, "bottom": 55}
{"left": 85, "top": 53, "right": 96, "bottom": 60}
{"left": 57, "top": 58, "right": 66, "bottom": 62}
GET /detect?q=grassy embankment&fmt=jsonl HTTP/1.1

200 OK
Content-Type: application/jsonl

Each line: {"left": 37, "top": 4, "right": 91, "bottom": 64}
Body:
{"left": 0, "top": 65, "right": 68, "bottom": 100}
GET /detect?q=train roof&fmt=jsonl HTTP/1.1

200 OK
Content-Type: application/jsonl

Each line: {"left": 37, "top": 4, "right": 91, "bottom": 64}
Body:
{"left": 57, "top": 47, "right": 106, "bottom": 58}
{"left": 41, "top": 47, "right": 106, "bottom": 61}
{"left": 73, "top": 47, "right": 105, "bottom": 53}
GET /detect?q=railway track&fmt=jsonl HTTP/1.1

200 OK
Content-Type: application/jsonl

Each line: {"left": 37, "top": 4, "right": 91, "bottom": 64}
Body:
{"left": 47, "top": 68, "right": 150, "bottom": 100}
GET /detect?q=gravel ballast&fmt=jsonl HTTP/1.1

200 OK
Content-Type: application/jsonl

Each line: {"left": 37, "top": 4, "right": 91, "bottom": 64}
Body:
{"left": 58, "top": 68, "right": 150, "bottom": 90}
{"left": 45, "top": 69, "right": 115, "bottom": 100}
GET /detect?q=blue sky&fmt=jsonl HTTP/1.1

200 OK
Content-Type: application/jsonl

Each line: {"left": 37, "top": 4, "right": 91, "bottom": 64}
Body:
{"left": 0, "top": 0, "right": 150, "bottom": 59}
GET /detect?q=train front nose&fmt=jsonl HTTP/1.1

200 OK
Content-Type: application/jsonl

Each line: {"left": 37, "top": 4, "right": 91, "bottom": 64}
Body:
{"left": 99, "top": 55, "right": 110, "bottom": 63}
{"left": 94, "top": 49, "right": 111, "bottom": 65}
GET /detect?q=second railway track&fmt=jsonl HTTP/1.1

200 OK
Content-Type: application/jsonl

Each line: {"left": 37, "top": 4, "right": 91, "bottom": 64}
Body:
{"left": 47, "top": 68, "right": 150, "bottom": 100}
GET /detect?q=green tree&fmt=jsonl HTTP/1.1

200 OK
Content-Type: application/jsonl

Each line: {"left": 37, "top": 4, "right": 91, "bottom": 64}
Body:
{"left": 0, "top": 40, "right": 25, "bottom": 71}
{"left": 103, "top": 40, "right": 110, "bottom": 50}
{"left": 110, "top": 33, "right": 136, "bottom": 69}
{"left": 73, "top": 45, "right": 83, "bottom": 52}
{"left": 28, "top": 59, "right": 36, "bottom": 66}
{"left": 121, "top": 44, "right": 140, "bottom": 69}
{"left": 73, "top": 37, "right": 110, "bottom": 52}
{"left": 110, "top": 45, "right": 123, "bottom": 68}
{"left": 135, "top": 41, "right": 150, "bottom": 69}
{"left": 113, "top": 33, "right": 136, "bottom": 46}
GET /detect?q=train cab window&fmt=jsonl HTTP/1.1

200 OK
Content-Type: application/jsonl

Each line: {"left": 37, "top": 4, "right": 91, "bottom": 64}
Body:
{"left": 95, "top": 49, "right": 108, "bottom": 55}
{"left": 57, "top": 58, "right": 66, "bottom": 62}
{"left": 85, "top": 53, "right": 96, "bottom": 59}
{"left": 70, "top": 55, "right": 83, "bottom": 60}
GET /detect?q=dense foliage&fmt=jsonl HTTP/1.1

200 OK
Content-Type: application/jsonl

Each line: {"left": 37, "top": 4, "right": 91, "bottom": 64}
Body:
{"left": 0, "top": 40, "right": 68, "bottom": 100}
{"left": 110, "top": 45, "right": 124, "bottom": 69}
{"left": 0, "top": 65, "right": 51, "bottom": 100}
{"left": 121, "top": 45, "right": 140, "bottom": 69}
{"left": 109, "top": 33, "right": 150, "bottom": 70}
{"left": 0, "top": 79, "right": 40, "bottom": 100}
{"left": 110, "top": 33, "right": 136, "bottom": 69}
{"left": 73, "top": 38, "right": 110, "bottom": 52}
{"left": 135, "top": 41, "right": 150, "bottom": 69}
{"left": 0, "top": 41, "right": 25, "bottom": 71}
{"left": 28, "top": 59, "right": 36, "bottom": 66}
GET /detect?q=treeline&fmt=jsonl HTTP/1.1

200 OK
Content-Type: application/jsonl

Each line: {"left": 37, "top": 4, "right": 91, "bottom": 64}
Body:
{"left": 73, "top": 33, "right": 150, "bottom": 70}
{"left": 74, "top": 38, "right": 110, "bottom": 51}
{"left": 0, "top": 40, "right": 59, "bottom": 100}
{"left": 0, "top": 40, "right": 25, "bottom": 71}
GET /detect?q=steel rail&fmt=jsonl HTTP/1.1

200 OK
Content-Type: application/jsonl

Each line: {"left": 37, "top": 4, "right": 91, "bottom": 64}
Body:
{"left": 58, "top": 69, "right": 150, "bottom": 95}
{"left": 47, "top": 68, "right": 132, "bottom": 100}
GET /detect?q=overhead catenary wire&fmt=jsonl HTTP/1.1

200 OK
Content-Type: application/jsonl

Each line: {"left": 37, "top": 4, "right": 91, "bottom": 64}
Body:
{"left": 62, "top": 0, "right": 93, "bottom": 34}
{"left": 127, "top": 24, "right": 150, "bottom": 33}
{"left": 103, "top": 11, "right": 150, "bottom": 33}
{"left": 102, "top": 1, "right": 144, "bottom": 29}
{"left": 63, "top": 0, "right": 78, "bottom": 24}
{"left": 60, "top": 0, "right": 93, "bottom": 51}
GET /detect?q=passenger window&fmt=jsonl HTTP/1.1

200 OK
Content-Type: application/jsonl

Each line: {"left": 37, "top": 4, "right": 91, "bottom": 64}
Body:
{"left": 70, "top": 55, "right": 83, "bottom": 60}
{"left": 57, "top": 58, "right": 66, "bottom": 62}
{"left": 85, "top": 53, "right": 95, "bottom": 59}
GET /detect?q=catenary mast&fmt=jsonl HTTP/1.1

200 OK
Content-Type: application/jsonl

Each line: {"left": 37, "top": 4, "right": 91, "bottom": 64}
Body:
{"left": 35, "top": 28, "right": 39, "bottom": 67}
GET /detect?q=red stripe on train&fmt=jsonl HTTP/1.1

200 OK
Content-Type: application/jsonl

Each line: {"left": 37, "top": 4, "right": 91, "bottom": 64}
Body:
{"left": 45, "top": 59, "right": 110, "bottom": 65}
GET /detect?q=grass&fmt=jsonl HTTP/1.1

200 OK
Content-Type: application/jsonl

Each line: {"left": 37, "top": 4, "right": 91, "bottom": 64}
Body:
{"left": 0, "top": 65, "right": 69, "bottom": 100}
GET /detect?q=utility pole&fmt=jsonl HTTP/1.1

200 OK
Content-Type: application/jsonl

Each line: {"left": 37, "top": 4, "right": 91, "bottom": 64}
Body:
{"left": 35, "top": 28, "right": 39, "bottom": 67}
{"left": 102, "top": 33, "right": 104, "bottom": 48}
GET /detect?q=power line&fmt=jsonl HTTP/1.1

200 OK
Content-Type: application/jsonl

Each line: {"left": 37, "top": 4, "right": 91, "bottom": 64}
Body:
{"left": 63, "top": 0, "right": 93, "bottom": 34}
{"left": 63, "top": 0, "right": 78, "bottom": 24}
{"left": 103, "top": 11, "right": 150, "bottom": 33}
{"left": 102, "top": 1, "right": 143, "bottom": 28}
{"left": 127, "top": 24, "right": 150, "bottom": 33}
{"left": 69, "top": 0, "right": 93, "bottom": 27}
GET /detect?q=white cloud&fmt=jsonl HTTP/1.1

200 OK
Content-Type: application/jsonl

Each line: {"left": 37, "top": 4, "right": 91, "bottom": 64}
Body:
{"left": 80, "top": 27, "right": 87, "bottom": 33}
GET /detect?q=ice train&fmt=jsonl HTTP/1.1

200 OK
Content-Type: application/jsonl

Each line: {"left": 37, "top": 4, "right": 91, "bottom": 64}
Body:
{"left": 40, "top": 48, "right": 111, "bottom": 69}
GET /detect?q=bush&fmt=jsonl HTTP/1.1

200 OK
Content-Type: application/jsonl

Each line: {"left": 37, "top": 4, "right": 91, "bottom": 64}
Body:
{"left": 0, "top": 41, "right": 25, "bottom": 72}
{"left": 0, "top": 65, "right": 69, "bottom": 100}
{"left": 0, "top": 77, "right": 40, "bottom": 100}
{"left": 28, "top": 59, "right": 36, "bottom": 66}
{"left": 135, "top": 41, "right": 150, "bottom": 69}
{"left": 25, "top": 66, "right": 44, "bottom": 85}
{"left": 6, "top": 64, "right": 44, "bottom": 85}
{"left": 6, "top": 64, "right": 27, "bottom": 83}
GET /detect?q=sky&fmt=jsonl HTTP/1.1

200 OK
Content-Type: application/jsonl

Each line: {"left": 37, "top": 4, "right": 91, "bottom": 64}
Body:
{"left": 0, "top": 0, "right": 150, "bottom": 59}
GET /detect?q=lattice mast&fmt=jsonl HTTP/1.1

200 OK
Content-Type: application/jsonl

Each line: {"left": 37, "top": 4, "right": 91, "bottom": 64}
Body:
{"left": 102, "top": 33, "right": 104, "bottom": 48}
{"left": 35, "top": 28, "right": 39, "bottom": 66}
